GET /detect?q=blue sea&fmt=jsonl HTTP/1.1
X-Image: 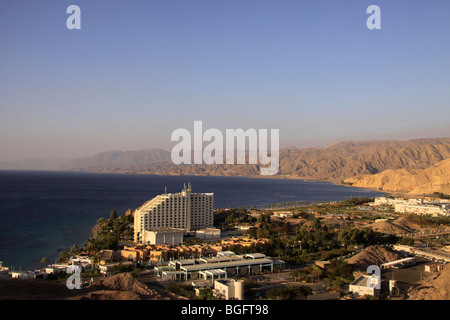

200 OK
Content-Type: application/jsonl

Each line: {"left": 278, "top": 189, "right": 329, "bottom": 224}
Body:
{"left": 0, "top": 171, "right": 385, "bottom": 270}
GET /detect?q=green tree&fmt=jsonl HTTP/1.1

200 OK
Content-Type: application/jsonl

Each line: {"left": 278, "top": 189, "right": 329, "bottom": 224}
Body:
{"left": 57, "top": 250, "right": 71, "bottom": 263}
{"left": 266, "top": 286, "right": 312, "bottom": 300}
{"left": 68, "top": 244, "right": 79, "bottom": 256}
{"left": 401, "top": 237, "right": 414, "bottom": 246}
{"left": 326, "top": 260, "right": 354, "bottom": 282}
{"left": 97, "top": 217, "right": 106, "bottom": 224}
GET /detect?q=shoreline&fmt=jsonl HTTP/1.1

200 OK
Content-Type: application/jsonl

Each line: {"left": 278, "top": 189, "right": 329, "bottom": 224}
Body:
{"left": 74, "top": 169, "right": 400, "bottom": 196}
{"left": 2, "top": 168, "right": 402, "bottom": 196}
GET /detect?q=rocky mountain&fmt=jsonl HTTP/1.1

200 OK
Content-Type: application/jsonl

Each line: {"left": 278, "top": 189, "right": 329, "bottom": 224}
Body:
{"left": 344, "top": 158, "right": 450, "bottom": 194}
{"left": 278, "top": 138, "right": 450, "bottom": 181}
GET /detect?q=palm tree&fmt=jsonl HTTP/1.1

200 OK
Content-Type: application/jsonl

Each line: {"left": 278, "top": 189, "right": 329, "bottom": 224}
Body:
{"left": 110, "top": 209, "right": 117, "bottom": 220}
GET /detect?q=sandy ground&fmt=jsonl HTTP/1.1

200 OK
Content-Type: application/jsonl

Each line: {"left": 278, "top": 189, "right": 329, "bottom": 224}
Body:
{"left": 407, "top": 264, "right": 450, "bottom": 300}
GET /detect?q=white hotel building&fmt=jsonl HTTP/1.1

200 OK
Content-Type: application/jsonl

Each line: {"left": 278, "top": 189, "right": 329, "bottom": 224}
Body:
{"left": 372, "top": 197, "right": 450, "bottom": 216}
{"left": 134, "top": 183, "right": 214, "bottom": 244}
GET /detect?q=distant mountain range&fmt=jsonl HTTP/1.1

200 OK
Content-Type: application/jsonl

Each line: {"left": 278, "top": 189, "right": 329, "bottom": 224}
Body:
{"left": 1, "top": 137, "right": 450, "bottom": 194}
{"left": 0, "top": 148, "right": 171, "bottom": 171}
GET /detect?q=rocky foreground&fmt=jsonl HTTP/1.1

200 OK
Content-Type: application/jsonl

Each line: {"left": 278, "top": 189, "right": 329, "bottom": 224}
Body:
{"left": 408, "top": 264, "right": 450, "bottom": 300}
{"left": 0, "top": 273, "right": 182, "bottom": 300}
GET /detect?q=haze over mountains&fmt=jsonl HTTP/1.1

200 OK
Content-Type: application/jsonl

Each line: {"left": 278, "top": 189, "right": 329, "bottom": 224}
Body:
{"left": 1, "top": 138, "right": 450, "bottom": 194}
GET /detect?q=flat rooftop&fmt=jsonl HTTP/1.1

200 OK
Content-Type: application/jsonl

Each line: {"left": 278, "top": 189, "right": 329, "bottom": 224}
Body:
{"left": 147, "top": 228, "right": 184, "bottom": 233}
{"left": 246, "top": 253, "right": 266, "bottom": 259}
{"left": 181, "top": 257, "right": 275, "bottom": 272}
{"left": 200, "top": 269, "right": 227, "bottom": 275}
{"left": 350, "top": 275, "right": 376, "bottom": 288}
{"left": 200, "top": 256, "right": 244, "bottom": 264}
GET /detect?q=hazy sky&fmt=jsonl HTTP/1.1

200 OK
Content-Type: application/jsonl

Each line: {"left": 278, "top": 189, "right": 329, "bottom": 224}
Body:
{"left": 1, "top": 0, "right": 450, "bottom": 161}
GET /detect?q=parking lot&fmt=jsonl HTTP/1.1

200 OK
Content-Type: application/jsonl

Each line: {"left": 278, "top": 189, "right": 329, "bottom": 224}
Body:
{"left": 382, "top": 257, "right": 443, "bottom": 284}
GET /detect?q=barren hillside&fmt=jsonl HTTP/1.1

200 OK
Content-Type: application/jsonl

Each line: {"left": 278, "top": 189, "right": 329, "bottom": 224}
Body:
{"left": 344, "top": 158, "right": 450, "bottom": 194}
{"left": 0, "top": 273, "right": 179, "bottom": 300}
{"left": 364, "top": 217, "right": 424, "bottom": 235}
{"left": 345, "top": 245, "right": 403, "bottom": 270}
{"left": 408, "top": 264, "right": 450, "bottom": 300}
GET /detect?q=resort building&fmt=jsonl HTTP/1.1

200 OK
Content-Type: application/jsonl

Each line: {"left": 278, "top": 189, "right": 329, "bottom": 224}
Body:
{"left": 395, "top": 202, "right": 450, "bottom": 216}
{"left": 155, "top": 251, "right": 285, "bottom": 281}
{"left": 120, "top": 243, "right": 216, "bottom": 264}
{"left": 134, "top": 183, "right": 214, "bottom": 244}
{"left": 371, "top": 197, "right": 450, "bottom": 216}
{"left": 119, "top": 237, "right": 270, "bottom": 264}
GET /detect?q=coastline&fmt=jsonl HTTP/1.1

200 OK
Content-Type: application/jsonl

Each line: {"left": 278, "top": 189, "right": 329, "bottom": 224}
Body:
{"left": 66, "top": 169, "right": 397, "bottom": 196}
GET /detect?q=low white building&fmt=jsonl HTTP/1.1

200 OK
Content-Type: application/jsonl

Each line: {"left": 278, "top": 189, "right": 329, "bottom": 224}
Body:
{"left": 195, "top": 228, "right": 221, "bottom": 240}
{"left": 45, "top": 264, "right": 68, "bottom": 274}
{"left": 69, "top": 255, "right": 93, "bottom": 270}
{"left": 213, "top": 279, "right": 244, "bottom": 300}
{"left": 273, "top": 211, "right": 293, "bottom": 218}
{"left": 349, "top": 275, "right": 380, "bottom": 297}
{"left": 395, "top": 203, "right": 449, "bottom": 216}
{"left": 143, "top": 228, "right": 184, "bottom": 246}
{"left": 10, "top": 271, "right": 36, "bottom": 279}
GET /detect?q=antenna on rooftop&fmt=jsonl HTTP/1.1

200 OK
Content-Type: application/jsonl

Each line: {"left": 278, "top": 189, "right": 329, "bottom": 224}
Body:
{"left": 165, "top": 187, "right": 167, "bottom": 194}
